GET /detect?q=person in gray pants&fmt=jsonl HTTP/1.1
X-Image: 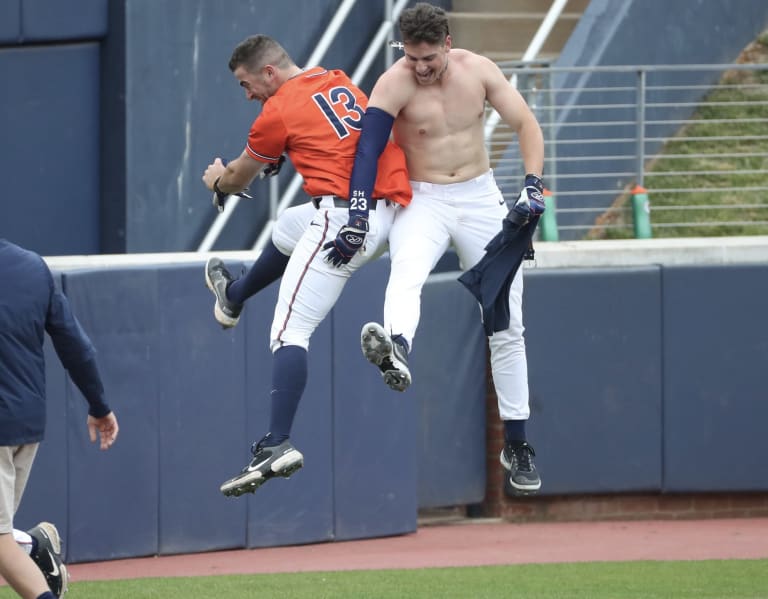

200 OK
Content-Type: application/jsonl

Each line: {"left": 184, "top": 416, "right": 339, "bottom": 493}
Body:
{"left": 0, "top": 238, "right": 119, "bottom": 598}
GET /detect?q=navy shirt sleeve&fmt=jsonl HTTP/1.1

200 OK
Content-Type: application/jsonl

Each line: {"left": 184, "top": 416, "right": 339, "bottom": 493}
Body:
{"left": 46, "top": 284, "right": 111, "bottom": 418}
{"left": 348, "top": 107, "right": 395, "bottom": 209}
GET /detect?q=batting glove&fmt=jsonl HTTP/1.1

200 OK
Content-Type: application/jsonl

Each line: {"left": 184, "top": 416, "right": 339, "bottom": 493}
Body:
{"left": 259, "top": 154, "right": 286, "bottom": 179}
{"left": 322, "top": 215, "right": 369, "bottom": 267}
{"left": 212, "top": 177, "right": 253, "bottom": 213}
{"left": 502, "top": 174, "right": 545, "bottom": 241}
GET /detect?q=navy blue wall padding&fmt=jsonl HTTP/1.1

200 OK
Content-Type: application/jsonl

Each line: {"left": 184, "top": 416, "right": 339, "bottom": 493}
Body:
{"left": 14, "top": 273, "right": 69, "bottom": 542}
{"left": 61, "top": 268, "right": 161, "bottom": 562}
{"left": 332, "top": 259, "right": 419, "bottom": 540}
{"left": 662, "top": 264, "right": 768, "bottom": 492}
{"left": 154, "top": 264, "right": 249, "bottom": 554}
{"left": 524, "top": 267, "right": 664, "bottom": 494}
{"left": 0, "top": 44, "right": 100, "bottom": 256}
{"left": 0, "top": 2, "right": 20, "bottom": 43}
{"left": 20, "top": 0, "right": 107, "bottom": 41}
{"left": 243, "top": 275, "right": 335, "bottom": 548}
{"left": 415, "top": 275, "right": 487, "bottom": 509}
{"left": 15, "top": 257, "right": 766, "bottom": 562}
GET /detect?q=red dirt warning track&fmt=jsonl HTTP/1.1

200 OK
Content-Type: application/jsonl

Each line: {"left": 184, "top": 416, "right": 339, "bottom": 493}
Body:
{"left": 66, "top": 518, "right": 768, "bottom": 581}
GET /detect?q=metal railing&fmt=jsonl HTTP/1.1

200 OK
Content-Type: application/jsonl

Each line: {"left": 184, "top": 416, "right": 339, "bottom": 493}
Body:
{"left": 490, "top": 62, "right": 768, "bottom": 240}
{"left": 483, "top": 0, "right": 569, "bottom": 141}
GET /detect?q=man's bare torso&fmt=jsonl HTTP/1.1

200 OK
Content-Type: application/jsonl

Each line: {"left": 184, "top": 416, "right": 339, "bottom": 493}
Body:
{"left": 392, "top": 49, "right": 491, "bottom": 184}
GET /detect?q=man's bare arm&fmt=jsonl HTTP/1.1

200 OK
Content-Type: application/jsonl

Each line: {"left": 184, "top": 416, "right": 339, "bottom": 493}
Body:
{"left": 483, "top": 58, "right": 544, "bottom": 177}
{"left": 202, "top": 149, "right": 266, "bottom": 194}
{"left": 366, "top": 62, "right": 415, "bottom": 118}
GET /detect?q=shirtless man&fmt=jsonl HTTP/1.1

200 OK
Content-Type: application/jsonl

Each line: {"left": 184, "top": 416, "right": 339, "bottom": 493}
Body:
{"left": 336, "top": 3, "right": 545, "bottom": 495}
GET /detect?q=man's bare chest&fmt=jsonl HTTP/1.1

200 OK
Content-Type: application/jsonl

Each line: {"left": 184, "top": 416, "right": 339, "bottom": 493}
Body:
{"left": 400, "top": 87, "right": 485, "bottom": 137}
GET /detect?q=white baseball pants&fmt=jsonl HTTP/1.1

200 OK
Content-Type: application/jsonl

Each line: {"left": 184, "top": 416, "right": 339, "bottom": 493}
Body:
{"left": 384, "top": 170, "right": 530, "bottom": 420}
{"left": 271, "top": 197, "right": 397, "bottom": 352}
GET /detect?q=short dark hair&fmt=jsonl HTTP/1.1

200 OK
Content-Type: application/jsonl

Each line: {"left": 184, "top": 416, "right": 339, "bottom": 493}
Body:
{"left": 228, "top": 35, "right": 293, "bottom": 72}
{"left": 398, "top": 2, "right": 450, "bottom": 46}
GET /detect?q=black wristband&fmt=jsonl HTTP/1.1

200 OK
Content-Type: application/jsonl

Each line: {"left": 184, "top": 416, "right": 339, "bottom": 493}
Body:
{"left": 524, "top": 173, "right": 544, "bottom": 193}
{"left": 213, "top": 176, "right": 226, "bottom": 195}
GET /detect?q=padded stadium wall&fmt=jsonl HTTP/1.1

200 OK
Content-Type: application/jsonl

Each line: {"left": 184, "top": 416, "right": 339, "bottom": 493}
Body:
{"left": 12, "top": 236, "right": 768, "bottom": 562}
{"left": 0, "top": 0, "right": 106, "bottom": 255}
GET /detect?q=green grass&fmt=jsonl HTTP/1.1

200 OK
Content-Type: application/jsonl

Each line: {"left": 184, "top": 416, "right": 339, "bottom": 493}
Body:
{"left": 4, "top": 560, "right": 768, "bottom": 598}
{"left": 643, "top": 80, "right": 768, "bottom": 238}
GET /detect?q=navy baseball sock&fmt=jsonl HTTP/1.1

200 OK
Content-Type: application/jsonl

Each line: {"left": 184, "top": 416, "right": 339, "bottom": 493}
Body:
{"left": 503, "top": 419, "right": 527, "bottom": 445}
{"left": 265, "top": 345, "right": 308, "bottom": 446}
{"left": 227, "top": 241, "right": 289, "bottom": 305}
{"left": 37, "top": 593, "right": 56, "bottom": 599}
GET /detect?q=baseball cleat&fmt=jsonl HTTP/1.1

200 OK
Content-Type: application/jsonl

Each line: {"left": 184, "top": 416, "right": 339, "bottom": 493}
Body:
{"left": 360, "top": 322, "right": 411, "bottom": 392}
{"left": 220, "top": 435, "right": 304, "bottom": 497}
{"left": 500, "top": 442, "right": 541, "bottom": 496}
{"left": 205, "top": 257, "right": 243, "bottom": 328}
{"left": 27, "top": 522, "right": 69, "bottom": 597}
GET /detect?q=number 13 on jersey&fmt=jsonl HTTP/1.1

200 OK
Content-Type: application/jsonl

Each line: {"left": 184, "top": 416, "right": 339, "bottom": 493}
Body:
{"left": 313, "top": 87, "right": 364, "bottom": 139}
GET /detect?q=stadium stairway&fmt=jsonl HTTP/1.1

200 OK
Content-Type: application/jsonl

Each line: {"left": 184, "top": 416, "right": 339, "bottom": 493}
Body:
{"left": 447, "top": 0, "right": 590, "bottom": 64}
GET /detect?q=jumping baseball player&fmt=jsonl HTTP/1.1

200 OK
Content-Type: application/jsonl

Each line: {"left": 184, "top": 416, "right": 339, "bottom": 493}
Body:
{"left": 202, "top": 35, "right": 411, "bottom": 497}
{"left": 341, "top": 3, "right": 545, "bottom": 495}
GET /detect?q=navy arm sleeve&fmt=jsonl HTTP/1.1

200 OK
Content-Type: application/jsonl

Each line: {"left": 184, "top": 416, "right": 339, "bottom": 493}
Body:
{"left": 46, "top": 287, "right": 111, "bottom": 418}
{"left": 348, "top": 107, "right": 395, "bottom": 214}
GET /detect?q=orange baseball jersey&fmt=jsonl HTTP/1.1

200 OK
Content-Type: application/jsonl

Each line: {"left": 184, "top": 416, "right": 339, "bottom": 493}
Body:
{"left": 245, "top": 66, "right": 411, "bottom": 207}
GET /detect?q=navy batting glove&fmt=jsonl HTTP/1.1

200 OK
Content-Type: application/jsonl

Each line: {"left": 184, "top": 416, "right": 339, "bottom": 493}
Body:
{"left": 322, "top": 214, "right": 369, "bottom": 267}
{"left": 212, "top": 177, "right": 229, "bottom": 212}
{"left": 259, "top": 154, "right": 286, "bottom": 179}
{"left": 501, "top": 174, "right": 545, "bottom": 242}
{"left": 520, "top": 173, "right": 546, "bottom": 215}
{"left": 212, "top": 179, "right": 253, "bottom": 213}
{"left": 211, "top": 159, "right": 254, "bottom": 213}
